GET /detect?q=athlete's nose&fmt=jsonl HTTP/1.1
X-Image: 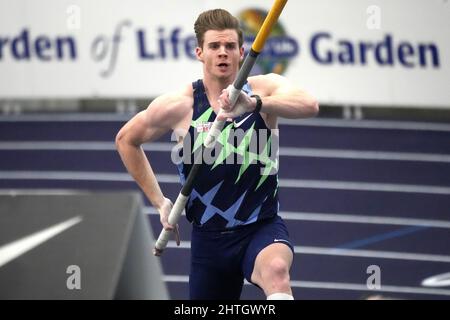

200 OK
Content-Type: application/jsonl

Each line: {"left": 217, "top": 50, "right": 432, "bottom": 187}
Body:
{"left": 218, "top": 45, "right": 228, "bottom": 57}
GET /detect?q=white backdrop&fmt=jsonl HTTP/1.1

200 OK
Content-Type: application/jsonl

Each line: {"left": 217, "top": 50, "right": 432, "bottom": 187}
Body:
{"left": 0, "top": 0, "right": 449, "bottom": 108}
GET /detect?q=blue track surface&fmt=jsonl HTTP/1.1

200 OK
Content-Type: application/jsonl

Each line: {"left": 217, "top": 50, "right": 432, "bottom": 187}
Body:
{"left": 1, "top": 114, "right": 449, "bottom": 299}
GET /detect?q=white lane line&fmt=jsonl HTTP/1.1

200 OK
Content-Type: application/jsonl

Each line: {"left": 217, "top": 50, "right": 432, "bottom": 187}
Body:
{"left": 144, "top": 206, "right": 450, "bottom": 229}
{"left": 279, "top": 211, "right": 450, "bottom": 229}
{"left": 0, "top": 189, "right": 87, "bottom": 196}
{"left": 0, "top": 113, "right": 132, "bottom": 122}
{"left": 280, "top": 147, "right": 450, "bottom": 163}
{"left": 0, "top": 141, "right": 120, "bottom": 151}
{"left": 2, "top": 142, "right": 450, "bottom": 163}
{"left": 0, "top": 171, "right": 138, "bottom": 182}
{"left": 279, "top": 118, "right": 450, "bottom": 132}
{"left": 0, "top": 216, "right": 83, "bottom": 268}
{"left": 289, "top": 280, "right": 450, "bottom": 297}
{"left": 162, "top": 275, "right": 450, "bottom": 296}
{"left": 2, "top": 114, "right": 450, "bottom": 132}
{"left": 163, "top": 241, "right": 450, "bottom": 263}
{"left": 0, "top": 141, "right": 173, "bottom": 152}
{"left": 2, "top": 171, "right": 450, "bottom": 195}
{"left": 0, "top": 171, "right": 178, "bottom": 183}
{"left": 279, "top": 179, "right": 450, "bottom": 195}
{"left": 294, "top": 246, "right": 450, "bottom": 263}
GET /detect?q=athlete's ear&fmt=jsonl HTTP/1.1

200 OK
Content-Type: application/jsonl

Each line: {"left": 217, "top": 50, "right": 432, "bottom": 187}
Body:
{"left": 239, "top": 46, "right": 244, "bottom": 62}
{"left": 195, "top": 47, "right": 204, "bottom": 62}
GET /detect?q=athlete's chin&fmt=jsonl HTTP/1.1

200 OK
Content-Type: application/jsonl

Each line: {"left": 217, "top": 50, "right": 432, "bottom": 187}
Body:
{"left": 214, "top": 72, "right": 234, "bottom": 82}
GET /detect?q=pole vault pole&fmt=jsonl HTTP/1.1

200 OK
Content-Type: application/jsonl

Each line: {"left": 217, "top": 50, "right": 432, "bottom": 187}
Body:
{"left": 154, "top": 0, "right": 288, "bottom": 256}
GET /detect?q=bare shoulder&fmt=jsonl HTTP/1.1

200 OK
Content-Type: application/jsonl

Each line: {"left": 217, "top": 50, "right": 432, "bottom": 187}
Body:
{"left": 116, "top": 84, "right": 193, "bottom": 144}
{"left": 145, "top": 84, "right": 193, "bottom": 130}
{"left": 248, "top": 73, "right": 293, "bottom": 96}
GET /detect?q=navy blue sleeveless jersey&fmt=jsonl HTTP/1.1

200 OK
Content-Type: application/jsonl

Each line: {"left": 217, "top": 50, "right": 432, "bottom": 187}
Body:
{"left": 176, "top": 79, "right": 279, "bottom": 231}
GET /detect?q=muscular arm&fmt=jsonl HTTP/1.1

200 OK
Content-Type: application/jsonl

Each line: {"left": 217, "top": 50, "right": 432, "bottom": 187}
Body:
{"left": 250, "top": 73, "right": 319, "bottom": 120}
{"left": 218, "top": 73, "right": 319, "bottom": 128}
{"left": 115, "top": 86, "right": 192, "bottom": 211}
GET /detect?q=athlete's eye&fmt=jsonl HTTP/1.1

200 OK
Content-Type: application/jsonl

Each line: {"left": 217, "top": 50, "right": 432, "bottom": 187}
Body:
{"left": 209, "top": 43, "right": 220, "bottom": 50}
{"left": 226, "top": 43, "right": 237, "bottom": 50}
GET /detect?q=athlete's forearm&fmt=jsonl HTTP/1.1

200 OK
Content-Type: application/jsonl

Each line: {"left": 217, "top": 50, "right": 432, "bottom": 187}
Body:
{"left": 259, "top": 92, "right": 319, "bottom": 119}
{"left": 116, "top": 142, "right": 165, "bottom": 209}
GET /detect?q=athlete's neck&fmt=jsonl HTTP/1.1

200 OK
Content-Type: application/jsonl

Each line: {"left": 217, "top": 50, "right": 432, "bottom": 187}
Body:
{"left": 202, "top": 74, "right": 235, "bottom": 113}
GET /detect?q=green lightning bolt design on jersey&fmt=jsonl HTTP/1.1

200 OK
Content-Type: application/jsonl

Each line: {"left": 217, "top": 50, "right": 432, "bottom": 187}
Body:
{"left": 176, "top": 80, "right": 280, "bottom": 230}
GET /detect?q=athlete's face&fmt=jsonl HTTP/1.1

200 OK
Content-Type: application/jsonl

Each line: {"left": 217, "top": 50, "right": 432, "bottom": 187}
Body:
{"left": 196, "top": 29, "right": 244, "bottom": 82}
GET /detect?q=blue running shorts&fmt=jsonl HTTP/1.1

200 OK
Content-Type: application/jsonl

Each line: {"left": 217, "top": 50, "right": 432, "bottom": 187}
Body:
{"left": 189, "top": 215, "right": 294, "bottom": 300}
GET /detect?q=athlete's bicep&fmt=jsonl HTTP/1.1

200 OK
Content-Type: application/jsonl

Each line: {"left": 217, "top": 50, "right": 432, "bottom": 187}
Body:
{"left": 147, "top": 92, "right": 193, "bottom": 132}
{"left": 117, "top": 91, "right": 192, "bottom": 146}
{"left": 115, "top": 110, "right": 163, "bottom": 147}
{"left": 264, "top": 73, "right": 299, "bottom": 96}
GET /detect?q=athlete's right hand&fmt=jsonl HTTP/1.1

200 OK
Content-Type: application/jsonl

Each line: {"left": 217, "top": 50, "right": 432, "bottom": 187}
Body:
{"left": 156, "top": 197, "right": 180, "bottom": 247}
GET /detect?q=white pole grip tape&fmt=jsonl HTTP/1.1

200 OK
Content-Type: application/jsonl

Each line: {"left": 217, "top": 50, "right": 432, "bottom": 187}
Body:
{"left": 203, "top": 85, "right": 241, "bottom": 149}
{"left": 154, "top": 193, "right": 189, "bottom": 252}
{"left": 228, "top": 85, "right": 241, "bottom": 106}
{"left": 204, "top": 119, "right": 225, "bottom": 148}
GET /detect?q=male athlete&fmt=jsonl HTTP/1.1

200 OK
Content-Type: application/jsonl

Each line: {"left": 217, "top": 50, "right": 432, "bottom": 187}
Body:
{"left": 116, "top": 9, "right": 318, "bottom": 300}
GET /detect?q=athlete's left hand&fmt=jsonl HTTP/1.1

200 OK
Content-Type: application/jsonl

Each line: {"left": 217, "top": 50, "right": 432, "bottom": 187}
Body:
{"left": 216, "top": 85, "right": 257, "bottom": 120}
